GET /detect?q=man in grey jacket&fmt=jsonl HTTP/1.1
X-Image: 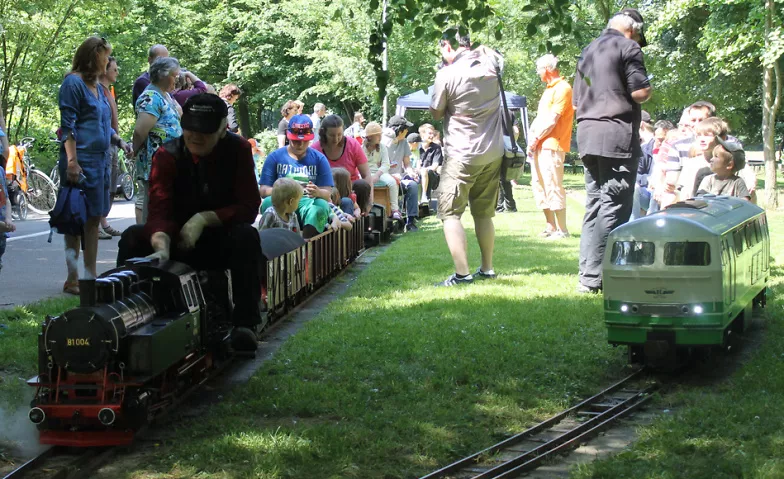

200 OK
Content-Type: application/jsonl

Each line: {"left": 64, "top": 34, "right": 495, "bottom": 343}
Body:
{"left": 430, "top": 28, "right": 504, "bottom": 287}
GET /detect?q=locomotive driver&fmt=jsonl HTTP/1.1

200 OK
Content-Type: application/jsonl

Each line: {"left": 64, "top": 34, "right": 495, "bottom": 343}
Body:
{"left": 117, "top": 93, "right": 262, "bottom": 352}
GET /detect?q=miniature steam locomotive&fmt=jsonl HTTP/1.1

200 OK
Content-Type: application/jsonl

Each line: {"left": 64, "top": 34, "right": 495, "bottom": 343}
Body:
{"left": 27, "top": 222, "right": 366, "bottom": 447}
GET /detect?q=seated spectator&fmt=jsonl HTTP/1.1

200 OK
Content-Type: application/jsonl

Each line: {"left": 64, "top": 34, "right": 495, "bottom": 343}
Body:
{"left": 259, "top": 178, "right": 302, "bottom": 234}
{"left": 632, "top": 120, "right": 674, "bottom": 219}
{"left": 117, "top": 93, "right": 262, "bottom": 351}
{"left": 312, "top": 114, "right": 374, "bottom": 213}
{"left": 328, "top": 188, "right": 353, "bottom": 231}
{"left": 352, "top": 178, "right": 372, "bottom": 215}
{"left": 417, "top": 123, "right": 443, "bottom": 204}
{"left": 172, "top": 70, "right": 209, "bottom": 107}
{"left": 219, "top": 84, "right": 242, "bottom": 136}
{"left": 696, "top": 139, "right": 750, "bottom": 200}
{"left": 382, "top": 115, "right": 420, "bottom": 232}
{"left": 363, "top": 122, "right": 401, "bottom": 220}
{"left": 332, "top": 167, "right": 358, "bottom": 217}
{"left": 649, "top": 127, "right": 682, "bottom": 211}
{"left": 344, "top": 111, "right": 365, "bottom": 143}
{"left": 259, "top": 114, "right": 334, "bottom": 238}
{"left": 407, "top": 133, "right": 421, "bottom": 168}
{"left": 679, "top": 117, "right": 728, "bottom": 200}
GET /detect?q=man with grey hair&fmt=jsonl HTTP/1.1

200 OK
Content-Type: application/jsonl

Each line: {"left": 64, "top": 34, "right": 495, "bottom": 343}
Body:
{"left": 133, "top": 44, "right": 170, "bottom": 107}
{"left": 430, "top": 27, "right": 504, "bottom": 287}
{"left": 311, "top": 103, "right": 326, "bottom": 142}
{"left": 527, "top": 53, "right": 574, "bottom": 240}
{"left": 573, "top": 8, "right": 652, "bottom": 293}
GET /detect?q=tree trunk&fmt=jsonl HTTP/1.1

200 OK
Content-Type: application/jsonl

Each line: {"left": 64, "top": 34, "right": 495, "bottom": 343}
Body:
{"left": 237, "top": 96, "right": 252, "bottom": 139}
{"left": 763, "top": 0, "right": 781, "bottom": 208}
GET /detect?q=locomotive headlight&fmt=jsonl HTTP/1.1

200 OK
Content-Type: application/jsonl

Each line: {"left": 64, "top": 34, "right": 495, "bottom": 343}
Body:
{"left": 693, "top": 305, "right": 704, "bottom": 315}
{"left": 620, "top": 304, "right": 629, "bottom": 313}
{"left": 29, "top": 407, "right": 46, "bottom": 424}
{"left": 98, "top": 408, "right": 116, "bottom": 426}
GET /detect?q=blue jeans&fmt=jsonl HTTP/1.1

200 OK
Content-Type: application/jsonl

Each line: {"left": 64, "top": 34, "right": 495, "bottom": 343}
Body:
{"left": 0, "top": 236, "right": 7, "bottom": 274}
{"left": 400, "top": 179, "right": 419, "bottom": 221}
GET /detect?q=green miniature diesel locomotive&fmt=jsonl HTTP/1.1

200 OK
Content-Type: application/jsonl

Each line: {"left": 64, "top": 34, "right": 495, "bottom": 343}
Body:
{"left": 603, "top": 196, "right": 769, "bottom": 365}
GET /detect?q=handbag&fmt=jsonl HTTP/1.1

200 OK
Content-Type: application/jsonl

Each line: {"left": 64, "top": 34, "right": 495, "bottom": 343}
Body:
{"left": 494, "top": 63, "right": 526, "bottom": 178}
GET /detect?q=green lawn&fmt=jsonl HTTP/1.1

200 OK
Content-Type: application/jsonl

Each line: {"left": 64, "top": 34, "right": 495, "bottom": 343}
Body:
{"left": 3, "top": 179, "right": 784, "bottom": 479}
{"left": 0, "top": 297, "right": 79, "bottom": 406}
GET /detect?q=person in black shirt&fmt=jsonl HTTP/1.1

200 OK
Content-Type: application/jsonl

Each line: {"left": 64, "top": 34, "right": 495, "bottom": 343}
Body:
{"left": 573, "top": 8, "right": 652, "bottom": 294}
{"left": 417, "top": 124, "right": 443, "bottom": 203}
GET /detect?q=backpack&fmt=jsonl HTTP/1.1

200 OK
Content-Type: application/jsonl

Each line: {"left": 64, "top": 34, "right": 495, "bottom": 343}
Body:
{"left": 48, "top": 186, "right": 88, "bottom": 249}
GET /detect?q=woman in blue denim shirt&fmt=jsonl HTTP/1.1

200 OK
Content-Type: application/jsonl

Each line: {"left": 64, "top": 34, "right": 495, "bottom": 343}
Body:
{"left": 0, "top": 104, "right": 16, "bottom": 273}
{"left": 58, "top": 36, "right": 131, "bottom": 294}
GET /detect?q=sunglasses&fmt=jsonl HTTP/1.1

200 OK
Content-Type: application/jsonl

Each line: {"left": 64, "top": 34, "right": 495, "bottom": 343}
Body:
{"left": 289, "top": 128, "right": 312, "bottom": 136}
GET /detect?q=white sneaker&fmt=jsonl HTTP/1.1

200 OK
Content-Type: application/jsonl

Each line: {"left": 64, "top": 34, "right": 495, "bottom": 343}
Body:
{"left": 546, "top": 231, "right": 570, "bottom": 240}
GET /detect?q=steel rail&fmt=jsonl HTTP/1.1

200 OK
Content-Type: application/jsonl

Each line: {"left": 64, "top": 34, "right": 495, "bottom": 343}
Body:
{"left": 419, "top": 368, "right": 647, "bottom": 479}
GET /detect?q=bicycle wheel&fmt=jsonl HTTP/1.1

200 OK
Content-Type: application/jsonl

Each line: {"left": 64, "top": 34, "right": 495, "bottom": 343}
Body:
{"left": 26, "top": 168, "right": 58, "bottom": 214}
{"left": 121, "top": 172, "right": 135, "bottom": 201}
{"left": 50, "top": 166, "right": 60, "bottom": 188}
{"left": 14, "top": 193, "right": 28, "bottom": 221}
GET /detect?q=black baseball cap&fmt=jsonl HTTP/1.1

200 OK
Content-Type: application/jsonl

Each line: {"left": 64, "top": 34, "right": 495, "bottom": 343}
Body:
{"left": 406, "top": 133, "right": 421, "bottom": 144}
{"left": 715, "top": 137, "right": 746, "bottom": 171}
{"left": 388, "top": 115, "right": 413, "bottom": 130}
{"left": 181, "top": 93, "right": 229, "bottom": 133}
{"left": 620, "top": 8, "right": 648, "bottom": 47}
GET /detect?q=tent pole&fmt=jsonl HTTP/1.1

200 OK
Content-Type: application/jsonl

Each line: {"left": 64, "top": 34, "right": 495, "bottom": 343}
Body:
{"left": 382, "top": 0, "right": 388, "bottom": 125}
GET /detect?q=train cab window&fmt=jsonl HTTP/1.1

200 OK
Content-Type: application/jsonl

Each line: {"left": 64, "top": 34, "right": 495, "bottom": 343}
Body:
{"left": 188, "top": 281, "right": 198, "bottom": 307}
{"left": 183, "top": 284, "right": 193, "bottom": 307}
{"left": 664, "top": 242, "right": 711, "bottom": 266}
{"left": 733, "top": 230, "right": 745, "bottom": 255}
{"left": 745, "top": 223, "right": 758, "bottom": 247}
{"left": 610, "top": 241, "right": 655, "bottom": 265}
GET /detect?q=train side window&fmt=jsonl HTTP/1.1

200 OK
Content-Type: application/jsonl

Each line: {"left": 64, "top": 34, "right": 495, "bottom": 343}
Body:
{"left": 721, "top": 241, "right": 728, "bottom": 266}
{"left": 183, "top": 284, "right": 193, "bottom": 307}
{"left": 664, "top": 242, "right": 711, "bottom": 266}
{"left": 610, "top": 241, "right": 655, "bottom": 265}
{"left": 744, "top": 224, "right": 756, "bottom": 247}
{"left": 733, "top": 230, "right": 745, "bottom": 255}
{"left": 188, "top": 281, "right": 198, "bottom": 306}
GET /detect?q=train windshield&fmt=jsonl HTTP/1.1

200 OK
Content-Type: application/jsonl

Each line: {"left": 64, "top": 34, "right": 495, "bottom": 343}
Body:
{"left": 664, "top": 242, "right": 711, "bottom": 266}
{"left": 610, "top": 241, "right": 655, "bottom": 265}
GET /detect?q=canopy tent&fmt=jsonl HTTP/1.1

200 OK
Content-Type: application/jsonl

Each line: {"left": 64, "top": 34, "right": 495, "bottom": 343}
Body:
{"left": 395, "top": 86, "right": 530, "bottom": 144}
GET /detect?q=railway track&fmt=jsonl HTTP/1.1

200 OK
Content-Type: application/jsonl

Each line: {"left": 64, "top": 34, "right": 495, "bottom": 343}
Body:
{"left": 420, "top": 369, "right": 657, "bottom": 479}
{"left": 2, "top": 446, "right": 118, "bottom": 479}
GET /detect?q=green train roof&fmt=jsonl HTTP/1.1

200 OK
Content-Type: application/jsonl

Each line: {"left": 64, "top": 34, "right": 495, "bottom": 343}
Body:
{"left": 611, "top": 195, "right": 765, "bottom": 237}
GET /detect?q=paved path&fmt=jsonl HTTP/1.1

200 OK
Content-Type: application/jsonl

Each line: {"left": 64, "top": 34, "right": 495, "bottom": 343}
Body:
{"left": 0, "top": 200, "right": 137, "bottom": 308}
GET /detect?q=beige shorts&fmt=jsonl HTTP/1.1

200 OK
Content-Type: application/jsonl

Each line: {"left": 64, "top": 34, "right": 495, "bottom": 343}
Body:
{"left": 437, "top": 157, "right": 502, "bottom": 220}
{"left": 531, "top": 149, "right": 566, "bottom": 211}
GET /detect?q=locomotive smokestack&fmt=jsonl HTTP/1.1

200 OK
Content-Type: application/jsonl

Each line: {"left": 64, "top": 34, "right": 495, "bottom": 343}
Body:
{"left": 79, "top": 279, "right": 97, "bottom": 307}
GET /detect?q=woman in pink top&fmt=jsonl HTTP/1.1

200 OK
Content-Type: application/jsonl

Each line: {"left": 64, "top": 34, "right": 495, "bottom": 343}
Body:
{"left": 312, "top": 114, "right": 374, "bottom": 212}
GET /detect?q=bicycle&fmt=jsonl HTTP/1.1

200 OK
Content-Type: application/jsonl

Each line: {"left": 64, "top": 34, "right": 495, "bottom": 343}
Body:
{"left": 50, "top": 144, "right": 135, "bottom": 201}
{"left": 5, "top": 137, "right": 58, "bottom": 220}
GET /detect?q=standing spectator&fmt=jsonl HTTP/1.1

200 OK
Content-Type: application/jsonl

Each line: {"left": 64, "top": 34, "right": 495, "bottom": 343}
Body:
{"left": 132, "top": 57, "right": 183, "bottom": 224}
{"left": 344, "top": 112, "right": 365, "bottom": 142}
{"left": 312, "top": 114, "right": 374, "bottom": 214}
{"left": 418, "top": 123, "right": 443, "bottom": 204}
{"left": 219, "top": 83, "right": 242, "bottom": 136}
{"left": 0, "top": 101, "right": 15, "bottom": 274}
{"left": 496, "top": 116, "right": 521, "bottom": 213}
{"left": 363, "top": 121, "right": 402, "bottom": 220}
{"left": 132, "top": 44, "right": 169, "bottom": 108}
{"left": 293, "top": 100, "right": 304, "bottom": 116}
{"left": 173, "top": 70, "right": 209, "bottom": 107}
{"left": 310, "top": 103, "right": 327, "bottom": 142}
{"left": 527, "top": 54, "right": 574, "bottom": 236}
{"left": 97, "top": 56, "right": 123, "bottom": 238}
{"left": 277, "top": 100, "right": 298, "bottom": 148}
{"left": 259, "top": 114, "right": 334, "bottom": 238}
{"left": 382, "top": 115, "right": 420, "bottom": 231}
{"left": 59, "top": 36, "right": 132, "bottom": 294}
{"left": 0, "top": 99, "right": 8, "bottom": 157}
{"left": 573, "top": 9, "right": 652, "bottom": 293}
{"left": 430, "top": 29, "right": 504, "bottom": 286}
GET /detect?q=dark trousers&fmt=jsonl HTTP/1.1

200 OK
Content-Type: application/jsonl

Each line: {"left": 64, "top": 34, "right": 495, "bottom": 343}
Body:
{"left": 117, "top": 224, "right": 263, "bottom": 328}
{"left": 497, "top": 167, "right": 517, "bottom": 211}
{"left": 578, "top": 155, "right": 637, "bottom": 289}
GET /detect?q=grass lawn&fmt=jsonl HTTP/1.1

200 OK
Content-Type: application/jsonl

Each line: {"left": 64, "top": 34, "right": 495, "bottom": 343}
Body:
{"left": 3, "top": 173, "right": 784, "bottom": 479}
{"left": 0, "top": 297, "right": 79, "bottom": 407}
{"left": 125, "top": 176, "right": 631, "bottom": 479}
